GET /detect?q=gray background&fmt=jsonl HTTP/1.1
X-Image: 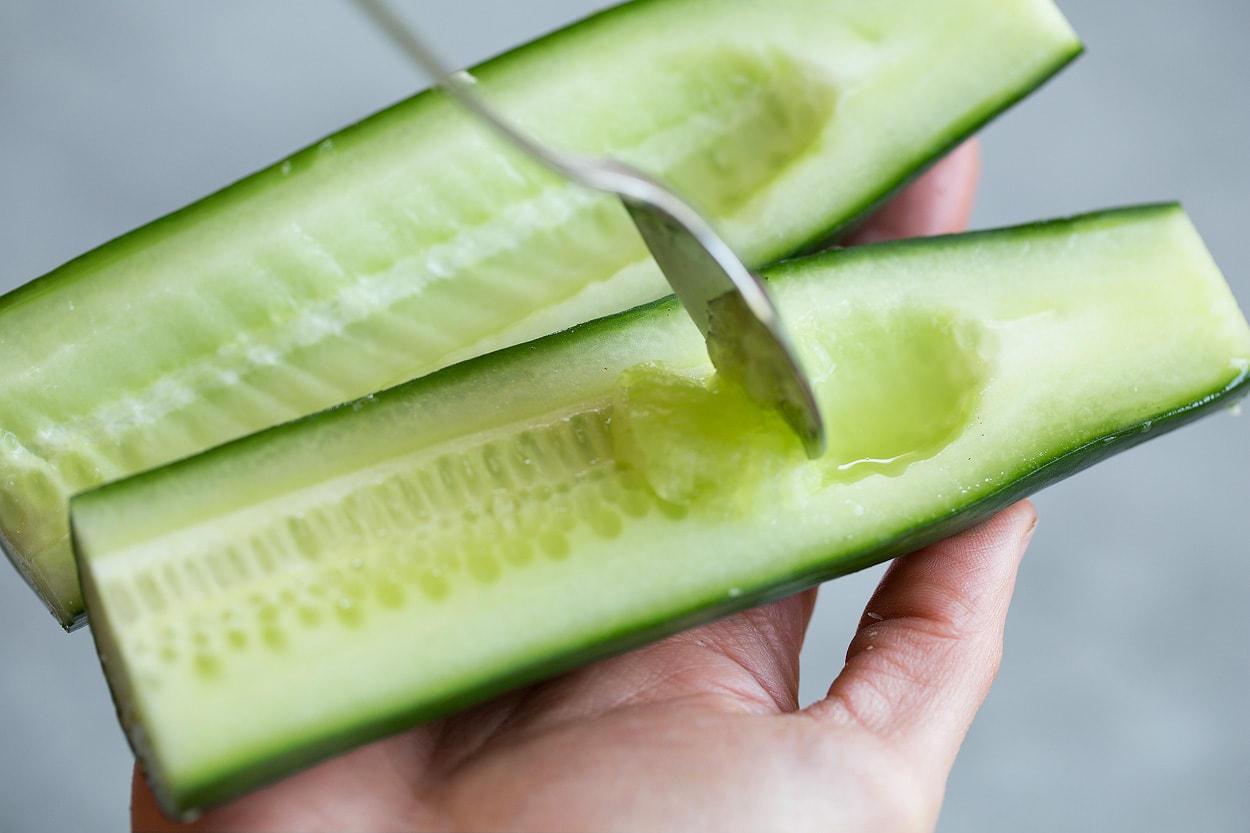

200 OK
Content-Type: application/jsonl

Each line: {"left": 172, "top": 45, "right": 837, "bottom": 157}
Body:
{"left": 1, "top": 1, "right": 1247, "bottom": 830}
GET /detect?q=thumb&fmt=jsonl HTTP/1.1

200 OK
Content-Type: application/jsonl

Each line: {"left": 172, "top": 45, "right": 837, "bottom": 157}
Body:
{"left": 807, "top": 501, "right": 1036, "bottom": 777}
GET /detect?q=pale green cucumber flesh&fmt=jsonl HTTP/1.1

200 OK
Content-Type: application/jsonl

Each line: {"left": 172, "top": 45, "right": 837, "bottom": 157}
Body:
{"left": 73, "top": 204, "right": 1250, "bottom": 817}
{"left": 0, "top": 0, "right": 1081, "bottom": 627}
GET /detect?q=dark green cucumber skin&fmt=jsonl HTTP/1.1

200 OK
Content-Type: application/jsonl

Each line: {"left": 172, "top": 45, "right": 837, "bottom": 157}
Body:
{"left": 74, "top": 203, "right": 1247, "bottom": 814}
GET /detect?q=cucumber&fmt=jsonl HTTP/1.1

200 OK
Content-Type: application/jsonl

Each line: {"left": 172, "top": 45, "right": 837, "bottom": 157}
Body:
{"left": 73, "top": 204, "right": 1250, "bottom": 817}
{"left": 0, "top": 0, "right": 1081, "bottom": 628}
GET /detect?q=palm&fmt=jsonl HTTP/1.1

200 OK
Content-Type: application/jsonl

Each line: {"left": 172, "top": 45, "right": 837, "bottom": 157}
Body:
{"left": 134, "top": 143, "right": 1027, "bottom": 833}
{"left": 396, "top": 592, "right": 904, "bottom": 832}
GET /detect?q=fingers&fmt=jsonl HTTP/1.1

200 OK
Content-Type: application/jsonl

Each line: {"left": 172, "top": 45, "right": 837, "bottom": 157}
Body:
{"left": 843, "top": 139, "right": 981, "bottom": 245}
{"left": 514, "top": 587, "right": 822, "bottom": 725}
{"left": 665, "top": 586, "right": 820, "bottom": 710}
{"left": 806, "top": 502, "right": 1036, "bottom": 776}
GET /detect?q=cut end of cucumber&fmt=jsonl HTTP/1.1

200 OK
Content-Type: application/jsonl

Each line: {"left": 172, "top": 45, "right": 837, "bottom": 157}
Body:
{"left": 0, "top": 528, "right": 82, "bottom": 629}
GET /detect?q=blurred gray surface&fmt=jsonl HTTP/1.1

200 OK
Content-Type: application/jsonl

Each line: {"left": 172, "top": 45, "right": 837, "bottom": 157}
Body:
{"left": 1, "top": 1, "right": 1247, "bottom": 830}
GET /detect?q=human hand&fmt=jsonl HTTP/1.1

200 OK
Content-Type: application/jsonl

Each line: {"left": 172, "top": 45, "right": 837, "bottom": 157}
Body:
{"left": 133, "top": 142, "right": 1029, "bottom": 833}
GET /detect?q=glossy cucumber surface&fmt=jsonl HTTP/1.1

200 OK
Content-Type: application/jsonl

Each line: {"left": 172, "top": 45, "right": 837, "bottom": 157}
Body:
{"left": 73, "top": 205, "right": 1250, "bottom": 817}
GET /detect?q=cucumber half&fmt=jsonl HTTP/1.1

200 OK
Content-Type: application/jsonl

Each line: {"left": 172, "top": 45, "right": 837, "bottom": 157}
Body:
{"left": 0, "top": 0, "right": 1081, "bottom": 627}
{"left": 73, "top": 204, "right": 1250, "bottom": 817}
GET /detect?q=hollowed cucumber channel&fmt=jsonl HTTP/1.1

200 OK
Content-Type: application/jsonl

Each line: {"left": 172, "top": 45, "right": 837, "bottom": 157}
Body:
{"left": 0, "top": 0, "right": 1083, "bottom": 626}
{"left": 73, "top": 205, "right": 1250, "bottom": 816}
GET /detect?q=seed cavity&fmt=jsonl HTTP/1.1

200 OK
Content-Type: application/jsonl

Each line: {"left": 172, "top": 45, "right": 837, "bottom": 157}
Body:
{"left": 411, "top": 568, "right": 445, "bottom": 601}
{"left": 107, "top": 408, "right": 693, "bottom": 682}
{"left": 501, "top": 538, "right": 533, "bottom": 567}
{"left": 466, "top": 549, "right": 502, "bottom": 584}
{"left": 590, "top": 507, "right": 623, "bottom": 540}
{"left": 539, "top": 531, "right": 571, "bottom": 560}
{"left": 287, "top": 515, "right": 321, "bottom": 559}
{"left": 135, "top": 574, "right": 166, "bottom": 612}
{"left": 374, "top": 579, "right": 405, "bottom": 609}
{"left": 334, "top": 597, "right": 363, "bottom": 627}
{"left": 261, "top": 626, "right": 288, "bottom": 652}
{"left": 193, "top": 653, "right": 221, "bottom": 679}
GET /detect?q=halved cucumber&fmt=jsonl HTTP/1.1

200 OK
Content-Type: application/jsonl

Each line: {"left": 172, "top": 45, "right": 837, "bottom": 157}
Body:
{"left": 73, "top": 204, "right": 1250, "bottom": 817}
{"left": 0, "top": 0, "right": 1081, "bottom": 627}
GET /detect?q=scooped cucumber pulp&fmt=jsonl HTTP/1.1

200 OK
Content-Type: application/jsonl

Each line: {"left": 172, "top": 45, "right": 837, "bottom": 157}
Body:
{"left": 73, "top": 204, "right": 1250, "bottom": 817}
{"left": 0, "top": 0, "right": 1081, "bottom": 627}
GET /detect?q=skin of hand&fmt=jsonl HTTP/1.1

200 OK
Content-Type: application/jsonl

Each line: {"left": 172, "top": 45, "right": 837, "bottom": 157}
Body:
{"left": 133, "top": 140, "right": 1035, "bottom": 833}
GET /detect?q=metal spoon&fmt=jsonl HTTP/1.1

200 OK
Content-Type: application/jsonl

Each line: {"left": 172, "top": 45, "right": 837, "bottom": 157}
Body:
{"left": 353, "top": 0, "right": 826, "bottom": 458}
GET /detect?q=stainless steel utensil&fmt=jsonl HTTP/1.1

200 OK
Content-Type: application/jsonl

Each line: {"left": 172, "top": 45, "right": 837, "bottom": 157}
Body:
{"left": 353, "top": 0, "right": 826, "bottom": 457}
